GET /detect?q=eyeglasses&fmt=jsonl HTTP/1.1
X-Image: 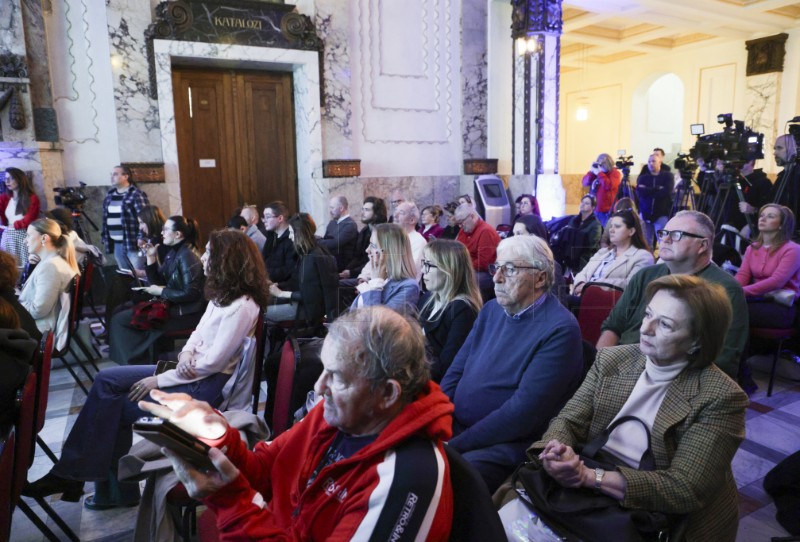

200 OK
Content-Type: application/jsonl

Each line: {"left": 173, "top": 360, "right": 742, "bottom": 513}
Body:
{"left": 656, "top": 230, "right": 706, "bottom": 242}
{"left": 488, "top": 262, "right": 540, "bottom": 276}
{"left": 421, "top": 259, "right": 438, "bottom": 273}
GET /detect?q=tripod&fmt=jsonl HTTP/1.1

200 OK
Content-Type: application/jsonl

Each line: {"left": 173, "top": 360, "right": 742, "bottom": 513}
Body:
{"left": 612, "top": 166, "right": 639, "bottom": 210}
{"left": 670, "top": 179, "right": 697, "bottom": 217}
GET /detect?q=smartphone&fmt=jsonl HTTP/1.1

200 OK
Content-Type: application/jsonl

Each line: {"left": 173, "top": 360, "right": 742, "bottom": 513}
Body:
{"left": 132, "top": 417, "right": 214, "bottom": 471}
{"left": 154, "top": 360, "right": 179, "bottom": 375}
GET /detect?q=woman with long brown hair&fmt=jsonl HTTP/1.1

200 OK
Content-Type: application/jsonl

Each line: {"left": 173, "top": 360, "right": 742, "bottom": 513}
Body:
{"left": 1, "top": 167, "right": 41, "bottom": 267}
{"left": 24, "top": 229, "right": 269, "bottom": 509}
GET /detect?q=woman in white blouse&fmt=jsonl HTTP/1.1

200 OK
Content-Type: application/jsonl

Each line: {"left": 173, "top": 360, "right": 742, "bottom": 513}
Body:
{"left": 18, "top": 218, "right": 80, "bottom": 347}
{"left": 23, "top": 229, "right": 269, "bottom": 509}
{"left": 572, "top": 209, "right": 654, "bottom": 295}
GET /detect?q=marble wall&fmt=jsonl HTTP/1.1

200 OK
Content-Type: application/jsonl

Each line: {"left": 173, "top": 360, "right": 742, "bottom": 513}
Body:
{"left": 461, "top": 0, "right": 488, "bottom": 160}
{"left": 745, "top": 72, "right": 781, "bottom": 172}
{"left": 0, "top": 1, "right": 26, "bottom": 55}
{"left": 106, "top": 0, "right": 162, "bottom": 162}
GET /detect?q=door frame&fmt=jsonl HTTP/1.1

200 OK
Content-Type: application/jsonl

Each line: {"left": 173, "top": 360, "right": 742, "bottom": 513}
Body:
{"left": 153, "top": 39, "right": 324, "bottom": 221}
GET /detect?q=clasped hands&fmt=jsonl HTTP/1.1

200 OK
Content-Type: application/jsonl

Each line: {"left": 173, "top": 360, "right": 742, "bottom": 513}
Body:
{"left": 539, "top": 439, "right": 591, "bottom": 489}
{"left": 139, "top": 390, "right": 239, "bottom": 499}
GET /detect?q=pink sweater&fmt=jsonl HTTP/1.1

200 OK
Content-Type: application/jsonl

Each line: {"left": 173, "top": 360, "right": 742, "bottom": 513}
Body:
{"left": 735, "top": 241, "right": 800, "bottom": 297}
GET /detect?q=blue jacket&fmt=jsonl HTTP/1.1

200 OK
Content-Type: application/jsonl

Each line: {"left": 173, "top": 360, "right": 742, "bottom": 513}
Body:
{"left": 351, "top": 278, "right": 421, "bottom": 317}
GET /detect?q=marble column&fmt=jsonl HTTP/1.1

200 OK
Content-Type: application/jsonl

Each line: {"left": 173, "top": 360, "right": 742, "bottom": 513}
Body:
{"left": 22, "top": 0, "right": 58, "bottom": 142}
{"left": 510, "top": 0, "right": 564, "bottom": 220}
{"left": 462, "top": 0, "right": 488, "bottom": 160}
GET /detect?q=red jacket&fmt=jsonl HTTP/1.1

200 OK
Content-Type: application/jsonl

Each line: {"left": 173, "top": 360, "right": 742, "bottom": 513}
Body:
{"left": 456, "top": 219, "right": 500, "bottom": 272}
{"left": 582, "top": 169, "right": 621, "bottom": 212}
{"left": 0, "top": 193, "right": 40, "bottom": 229}
{"left": 203, "top": 381, "right": 455, "bottom": 541}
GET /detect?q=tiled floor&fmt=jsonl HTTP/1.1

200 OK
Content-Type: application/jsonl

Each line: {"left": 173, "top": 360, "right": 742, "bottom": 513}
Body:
{"left": 10, "top": 352, "right": 800, "bottom": 541}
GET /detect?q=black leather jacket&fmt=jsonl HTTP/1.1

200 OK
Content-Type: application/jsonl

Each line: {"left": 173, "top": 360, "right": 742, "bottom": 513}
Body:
{"left": 146, "top": 241, "right": 206, "bottom": 315}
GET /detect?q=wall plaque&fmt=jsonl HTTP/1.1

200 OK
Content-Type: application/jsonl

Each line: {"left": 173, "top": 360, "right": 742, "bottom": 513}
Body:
{"left": 745, "top": 33, "right": 788, "bottom": 76}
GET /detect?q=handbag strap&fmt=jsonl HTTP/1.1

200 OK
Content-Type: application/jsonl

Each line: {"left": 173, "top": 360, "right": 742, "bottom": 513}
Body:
{"left": 581, "top": 415, "right": 656, "bottom": 471}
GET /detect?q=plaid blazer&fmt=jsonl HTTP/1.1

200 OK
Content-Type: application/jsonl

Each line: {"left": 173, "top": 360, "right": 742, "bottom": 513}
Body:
{"left": 529, "top": 344, "right": 748, "bottom": 542}
{"left": 101, "top": 185, "right": 149, "bottom": 253}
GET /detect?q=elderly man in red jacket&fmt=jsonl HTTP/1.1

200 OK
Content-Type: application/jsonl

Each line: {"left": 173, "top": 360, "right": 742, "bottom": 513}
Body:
{"left": 455, "top": 203, "right": 501, "bottom": 301}
{"left": 141, "top": 306, "right": 454, "bottom": 541}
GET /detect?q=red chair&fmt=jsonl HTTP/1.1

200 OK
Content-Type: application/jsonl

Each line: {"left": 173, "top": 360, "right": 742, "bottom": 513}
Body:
{"left": 32, "top": 332, "right": 58, "bottom": 464}
{"left": 0, "top": 427, "right": 15, "bottom": 541}
{"left": 272, "top": 336, "right": 301, "bottom": 437}
{"left": 577, "top": 282, "right": 624, "bottom": 345}
{"left": 53, "top": 277, "right": 94, "bottom": 395}
{"left": 251, "top": 312, "right": 266, "bottom": 415}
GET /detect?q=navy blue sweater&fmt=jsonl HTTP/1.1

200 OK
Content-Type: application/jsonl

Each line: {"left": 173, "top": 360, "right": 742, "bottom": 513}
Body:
{"left": 441, "top": 294, "right": 583, "bottom": 456}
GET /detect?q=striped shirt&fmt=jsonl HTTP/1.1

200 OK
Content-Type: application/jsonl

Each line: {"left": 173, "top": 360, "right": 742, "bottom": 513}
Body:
{"left": 106, "top": 190, "right": 126, "bottom": 241}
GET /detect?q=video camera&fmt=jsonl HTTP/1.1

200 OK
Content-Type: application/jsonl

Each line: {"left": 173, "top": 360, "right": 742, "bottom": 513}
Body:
{"left": 615, "top": 155, "right": 634, "bottom": 169}
{"left": 674, "top": 153, "right": 698, "bottom": 181}
{"left": 689, "top": 113, "right": 764, "bottom": 167}
{"left": 53, "top": 182, "right": 89, "bottom": 211}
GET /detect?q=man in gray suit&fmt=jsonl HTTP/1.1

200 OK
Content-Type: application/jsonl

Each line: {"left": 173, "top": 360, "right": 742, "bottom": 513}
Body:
{"left": 319, "top": 195, "right": 358, "bottom": 272}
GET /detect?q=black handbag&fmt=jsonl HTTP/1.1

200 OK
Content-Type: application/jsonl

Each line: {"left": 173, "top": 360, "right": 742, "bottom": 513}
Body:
{"left": 513, "top": 416, "right": 684, "bottom": 542}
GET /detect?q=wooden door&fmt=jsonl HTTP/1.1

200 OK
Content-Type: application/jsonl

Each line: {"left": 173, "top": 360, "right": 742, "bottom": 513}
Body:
{"left": 172, "top": 67, "right": 297, "bottom": 243}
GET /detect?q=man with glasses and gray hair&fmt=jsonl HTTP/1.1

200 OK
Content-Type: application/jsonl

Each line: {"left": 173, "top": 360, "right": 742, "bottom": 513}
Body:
{"left": 440, "top": 235, "right": 583, "bottom": 492}
{"left": 598, "top": 210, "right": 747, "bottom": 380}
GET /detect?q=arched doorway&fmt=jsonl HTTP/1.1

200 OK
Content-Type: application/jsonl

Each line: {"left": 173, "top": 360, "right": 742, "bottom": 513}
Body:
{"left": 630, "top": 73, "right": 684, "bottom": 171}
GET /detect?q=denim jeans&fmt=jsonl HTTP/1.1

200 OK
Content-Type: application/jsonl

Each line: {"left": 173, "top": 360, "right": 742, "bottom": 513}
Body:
{"left": 52, "top": 365, "right": 230, "bottom": 481}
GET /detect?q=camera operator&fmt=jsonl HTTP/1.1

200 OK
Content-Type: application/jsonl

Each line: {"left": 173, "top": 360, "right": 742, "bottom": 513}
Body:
{"left": 726, "top": 159, "right": 771, "bottom": 236}
{"left": 637, "top": 147, "right": 672, "bottom": 177}
{"left": 759, "top": 135, "right": 800, "bottom": 238}
{"left": 636, "top": 152, "right": 674, "bottom": 246}
{"left": 101, "top": 165, "right": 150, "bottom": 273}
{"left": 582, "top": 153, "right": 621, "bottom": 226}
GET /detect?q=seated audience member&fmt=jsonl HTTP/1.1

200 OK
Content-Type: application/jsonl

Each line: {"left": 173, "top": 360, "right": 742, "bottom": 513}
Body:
{"left": 226, "top": 215, "right": 248, "bottom": 232}
{"left": 636, "top": 152, "right": 675, "bottom": 247}
{"left": 582, "top": 153, "right": 621, "bottom": 226}
{"left": 46, "top": 207, "right": 102, "bottom": 266}
{"left": 393, "top": 201, "right": 426, "bottom": 277}
{"left": 500, "top": 276, "right": 747, "bottom": 542}
{"left": 0, "top": 298, "right": 36, "bottom": 432}
{"left": 418, "top": 240, "right": 482, "bottom": 381}
{"left": 340, "top": 196, "right": 387, "bottom": 281}
{"left": 0, "top": 250, "right": 41, "bottom": 340}
{"left": 268, "top": 213, "right": 338, "bottom": 323}
{"left": 458, "top": 194, "right": 473, "bottom": 206}
{"left": 455, "top": 203, "right": 501, "bottom": 301}
{"left": 109, "top": 216, "right": 206, "bottom": 365}
{"left": 19, "top": 218, "right": 80, "bottom": 348}
{"left": 512, "top": 214, "right": 548, "bottom": 240}
{"left": 613, "top": 196, "right": 637, "bottom": 214}
{"left": 261, "top": 201, "right": 296, "bottom": 284}
{"left": 24, "top": 229, "right": 269, "bottom": 508}
{"left": 142, "top": 306, "right": 454, "bottom": 540}
{"left": 512, "top": 216, "right": 568, "bottom": 306}
{"left": 441, "top": 235, "right": 583, "bottom": 492}
{"left": 419, "top": 204, "right": 444, "bottom": 241}
{"left": 572, "top": 209, "right": 654, "bottom": 295}
{"left": 239, "top": 205, "right": 266, "bottom": 252}
{"left": 514, "top": 194, "right": 541, "bottom": 220}
{"left": 565, "top": 195, "right": 603, "bottom": 271}
{"left": 441, "top": 201, "right": 460, "bottom": 240}
{"left": 387, "top": 189, "right": 406, "bottom": 223}
{"left": 352, "top": 223, "right": 421, "bottom": 316}
{"left": 318, "top": 195, "right": 358, "bottom": 272}
{"left": 105, "top": 204, "right": 168, "bottom": 320}
{"left": 598, "top": 211, "right": 747, "bottom": 380}
{"left": 736, "top": 204, "right": 800, "bottom": 327}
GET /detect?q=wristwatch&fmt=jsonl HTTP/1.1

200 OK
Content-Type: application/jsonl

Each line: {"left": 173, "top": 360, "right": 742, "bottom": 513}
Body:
{"left": 594, "top": 467, "right": 605, "bottom": 490}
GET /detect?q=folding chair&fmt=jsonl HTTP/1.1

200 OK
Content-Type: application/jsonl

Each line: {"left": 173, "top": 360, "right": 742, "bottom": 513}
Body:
{"left": 53, "top": 278, "right": 94, "bottom": 395}
{"left": 31, "top": 332, "right": 58, "bottom": 464}
{"left": 0, "top": 427, "right": 15, "bottom": 541}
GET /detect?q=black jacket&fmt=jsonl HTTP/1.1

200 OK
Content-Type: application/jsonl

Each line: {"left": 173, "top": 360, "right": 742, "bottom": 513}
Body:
{"left": 418, "top": 296, "right": 479, "bottom": 382}
{"left": 343, "top": 225, "right": 372, "bottom": 277}
{"left": 566, "top": 213, "right": 602, "bottom": 270}
{"left": 262, "top": 228, "right": 297, "bottom": 283}
{"left": 0, "top": 328, "right": 36, "bottom": 431}
{"left": 146, "top": 242, "right": 206, "bottom": 316}
{"left": 318, "top": 216, "right": 358, "bottom": 272}
{"left": 277, "top": 244, "right": 339, "bottom": 322}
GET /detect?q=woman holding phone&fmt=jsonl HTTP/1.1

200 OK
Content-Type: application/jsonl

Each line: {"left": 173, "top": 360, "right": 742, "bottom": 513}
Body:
{"left": 23, "top": 229, "right": 269, "bottom": 509}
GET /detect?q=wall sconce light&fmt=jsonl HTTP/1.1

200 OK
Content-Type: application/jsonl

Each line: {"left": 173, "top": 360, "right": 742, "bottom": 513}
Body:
{"left": 576, "top": 97, "right": 589, "bottom": 122}
{"left": 516, "top": 37, "right": 540, "bottom": 57}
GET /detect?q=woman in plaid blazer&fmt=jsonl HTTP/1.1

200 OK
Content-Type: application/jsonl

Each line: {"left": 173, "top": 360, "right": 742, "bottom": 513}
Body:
{"left": 521, "top": 275, "right": 748, "bottom": 541}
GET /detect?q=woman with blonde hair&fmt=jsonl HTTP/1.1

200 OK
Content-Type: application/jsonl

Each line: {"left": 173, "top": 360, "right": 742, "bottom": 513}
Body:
{"left": 419, "top": 239, "right": 482, "bottom": 381}
{"left": 19, "top": 218, "right": 79, "bottom": 348}
{"left": 736, "top": 204, "right": 800, "bottom": 327}
{"left": 352, "top": 223, "right": 421, "bottom": 315}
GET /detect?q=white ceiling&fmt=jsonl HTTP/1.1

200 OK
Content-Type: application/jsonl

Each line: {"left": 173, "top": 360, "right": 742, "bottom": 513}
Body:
{"left": 561, "top": 0, "right": 800, "bottom": 70}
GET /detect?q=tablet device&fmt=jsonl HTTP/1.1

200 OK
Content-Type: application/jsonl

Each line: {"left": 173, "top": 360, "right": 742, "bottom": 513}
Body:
{"left": 132, "top": 417, "right": 214, "bottom": 471}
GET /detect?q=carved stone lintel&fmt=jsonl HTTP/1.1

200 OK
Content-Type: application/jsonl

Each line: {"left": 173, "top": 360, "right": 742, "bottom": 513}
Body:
{"left": 464, "top": 159, "right": 498, "bottom": 175}
{"left": 745, "top": 33, "right": 788, "bottom": 76}
{"left": 323, "top": 160, "right": 360, "bottom": 178}
{"left": 0, "top": 53, "right": 29, "bottom": 79}
{"left": 121, "top": 162, "right": 166, "bottom": 184}
{"left": 511, "top": 0, "right": 562, "bottom": 39}
{"left": 281, "top": 12, "right": 323, "bottom": 50}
